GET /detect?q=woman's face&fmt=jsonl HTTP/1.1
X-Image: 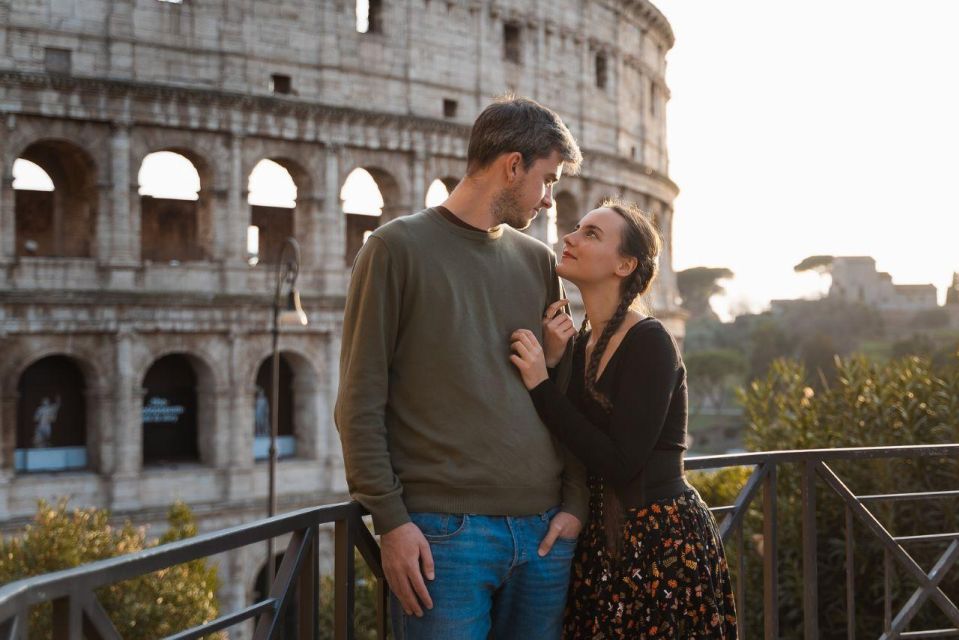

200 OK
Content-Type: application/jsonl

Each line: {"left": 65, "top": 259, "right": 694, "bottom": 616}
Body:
{"left": 557, "top": 207, "right": 634, "bottom": 286}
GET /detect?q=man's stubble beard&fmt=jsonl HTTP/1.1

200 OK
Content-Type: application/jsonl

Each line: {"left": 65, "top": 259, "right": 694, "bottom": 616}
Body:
{"left": 491, "top": 180, "right": 535, "bottom": 230}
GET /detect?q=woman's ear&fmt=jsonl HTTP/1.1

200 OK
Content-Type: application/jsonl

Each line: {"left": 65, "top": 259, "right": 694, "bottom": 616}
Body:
{"left": 616, "top": 256, "right": 638, "bottom": 278}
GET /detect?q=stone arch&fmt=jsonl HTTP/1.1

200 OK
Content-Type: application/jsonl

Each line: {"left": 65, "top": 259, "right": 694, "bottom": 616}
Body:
{"left": 247, "top": 156, "right": 314, "bottom": 265}
{"left": 13, "top": 139, "right": 98, "bottom": 258}
{"left": 340, "top": 164, "right": 404, "bottom": 266}
{"left": 248, "top": 347, "right": 321, "bottom": 461}
{"left": 1, "top": 343, "right": 108, "bottom": 473}
{"left": 137, "top": 145, "right": 215, "bottom": 262}
{"left": 140, "top": 351, "right": 217, "bottom": 466}
{"left": 553, "top": 190, "right": 580, "bottom": 244}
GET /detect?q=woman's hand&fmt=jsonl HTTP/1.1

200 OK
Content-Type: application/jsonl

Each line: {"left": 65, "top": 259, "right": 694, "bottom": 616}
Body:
{"left": 542, "top": 299, "right": 576, "bottom": 367}
{"left": 510, "top": 329, "right": 550, "bottom": 390}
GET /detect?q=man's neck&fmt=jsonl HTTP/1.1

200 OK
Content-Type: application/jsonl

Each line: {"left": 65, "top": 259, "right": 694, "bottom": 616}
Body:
{"left": 442, "top": 179, "right": 500, "bottom": 230}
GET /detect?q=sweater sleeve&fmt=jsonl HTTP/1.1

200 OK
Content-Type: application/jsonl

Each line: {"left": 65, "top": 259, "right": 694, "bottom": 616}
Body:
{"left": 333, "top": 236, "right": 408, "bottom": 534}
{"left": 528, "top": 325, "right": 681, "bottom": 489}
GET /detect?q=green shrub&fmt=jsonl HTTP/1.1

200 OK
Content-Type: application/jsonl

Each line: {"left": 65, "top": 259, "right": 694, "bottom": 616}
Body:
{"left": 0, "top": 499, "right": 223, "bottom": 639}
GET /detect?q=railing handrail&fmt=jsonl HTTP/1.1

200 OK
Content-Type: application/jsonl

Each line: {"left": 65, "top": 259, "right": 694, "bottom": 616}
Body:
{"left": 685, "top": 443, "right": 959, "bottom": 470}
{"left": 0, "top": 500, "right": 359, "bottom": 620}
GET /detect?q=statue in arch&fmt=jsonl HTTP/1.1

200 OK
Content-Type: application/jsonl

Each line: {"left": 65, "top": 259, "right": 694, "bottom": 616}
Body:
{"left": 254, "top": 386, "right": 270, "bottom": 437}
{"left": 33, "top": 395, "right": 61, "bottom": 448}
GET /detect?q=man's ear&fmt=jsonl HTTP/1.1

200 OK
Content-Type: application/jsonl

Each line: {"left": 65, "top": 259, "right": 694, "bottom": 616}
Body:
{"left": 616, "top": 256, "right": 638, "bottom": 278}
{"left": 504, "top": 152, "right": 523, "bottom": 183}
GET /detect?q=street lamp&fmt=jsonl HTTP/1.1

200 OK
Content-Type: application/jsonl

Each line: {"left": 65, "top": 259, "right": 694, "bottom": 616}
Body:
{"left": 267, "top": 236, "right": 308, "bottom": 586}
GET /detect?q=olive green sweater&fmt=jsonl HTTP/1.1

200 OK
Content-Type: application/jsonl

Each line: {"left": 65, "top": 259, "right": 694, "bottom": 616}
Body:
{"left": 334, "top": 208, "right": 589, "bottom": 534}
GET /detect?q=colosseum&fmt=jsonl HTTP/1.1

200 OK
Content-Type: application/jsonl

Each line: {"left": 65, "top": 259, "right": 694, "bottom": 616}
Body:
{"left": 0, "top": 0, "right": 681, "bottom": 633}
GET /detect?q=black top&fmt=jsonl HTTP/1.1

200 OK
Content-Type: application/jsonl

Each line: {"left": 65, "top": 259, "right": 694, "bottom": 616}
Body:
{"left": 529, "top": 317, "right": 689, "bottom": 508}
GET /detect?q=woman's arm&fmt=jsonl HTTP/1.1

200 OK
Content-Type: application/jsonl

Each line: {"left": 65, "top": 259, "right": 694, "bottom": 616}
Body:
{"left": 527, "top": 326, "right": 682, "bottom": 487}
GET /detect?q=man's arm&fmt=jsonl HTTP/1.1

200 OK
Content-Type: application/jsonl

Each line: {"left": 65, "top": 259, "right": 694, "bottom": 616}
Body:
{"left": 334, "top": 236, "right": 408, "bottom": 534}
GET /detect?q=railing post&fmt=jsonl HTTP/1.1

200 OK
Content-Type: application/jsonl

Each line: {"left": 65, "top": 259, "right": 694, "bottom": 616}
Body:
{"left": 334, "top": 514, "right": 356, "bottom": 640}
{"left": 297, "top": 524, "right": 319, "bottom": 640}
{"left": 763, "top": 463, "right": 779, "bottom": 639}
{"left": 845, "top": 505, "right": 856, "bottom": 640}
{"left": 802, "top": 460, "right": 819, "bottom": 640}
{"left": 51, "top": 595, "right": 82, "bottom": 640}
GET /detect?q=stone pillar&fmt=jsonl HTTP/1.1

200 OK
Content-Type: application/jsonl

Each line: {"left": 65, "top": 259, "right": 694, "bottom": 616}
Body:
{"left": 325, "top": 331, "right": 347, "bottom": 494}
{"left": 296, "top": 194, "right": 323, "bottom": 273}
{"left": 0, "top": 390, "right": 17, "bottom": 519}
{"left": 1, "top": 168, "right": 16, "bottom": 259}
{"left": 410, "top": 151, "right": 426, "bottom": 212}
{"left": 87, "top": 385, "right": 113, "bottom": 475}
{"left": 225, "top": 133, "right": 246, "bottom": 264}
{"left": 322, "top": 145, "right": 344, "bottom": 272}
{"left": 110, "top": 124, "right": 135, "bottom": 263}
{"left": 226, "top": 331, "right": 254, "bottom": 501}
{"left": 110, "top": 329, "right": 141, "bottom": 509}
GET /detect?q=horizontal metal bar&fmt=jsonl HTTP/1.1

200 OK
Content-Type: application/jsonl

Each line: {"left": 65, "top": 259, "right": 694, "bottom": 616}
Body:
{"left": 894, "top": 533, "right": 959, "bottom": 544}
{"left": 898, "top": 630, "right": 959, "bottom": 638}
{"left": 709, "top": 505, "right": 735, "bottom": 516}
{"left": 166, "top": 598, "right": 276, "bottom": 640}
{"left": 686, "top": 443, "right": 959, "bottom": 470}
{"left": 165, "top": 600, "right": 276, "bottom": 640}
{"left": 0, "top": 501, "right": 360, "bottom": 620}
{"left": 859, "top": 490, "right": 959, "bottom": 503}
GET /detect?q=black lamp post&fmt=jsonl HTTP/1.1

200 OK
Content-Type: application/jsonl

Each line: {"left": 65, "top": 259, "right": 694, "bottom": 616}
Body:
{"left": 267, "top": 236, "right": 308, "bottom": 585}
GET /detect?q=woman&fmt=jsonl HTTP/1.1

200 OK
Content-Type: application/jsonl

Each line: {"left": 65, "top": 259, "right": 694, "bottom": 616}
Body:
{"left": 510, "top": 200, "right": 737, "bottom": 638}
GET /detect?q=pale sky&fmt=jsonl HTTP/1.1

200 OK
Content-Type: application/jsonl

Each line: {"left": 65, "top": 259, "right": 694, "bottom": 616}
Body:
{"left": 653, "top": 0, "right": 959, "bottom": 317}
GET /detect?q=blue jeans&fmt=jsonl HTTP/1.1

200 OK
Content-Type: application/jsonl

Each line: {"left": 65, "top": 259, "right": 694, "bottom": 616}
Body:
{"left": 389, "top": 505, "right": 577, "bottom": 640}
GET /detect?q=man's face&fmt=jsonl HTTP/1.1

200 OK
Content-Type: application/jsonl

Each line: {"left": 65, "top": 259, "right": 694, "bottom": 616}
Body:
{"left": 492, "top": 150, "right": 564, "bottom": 229}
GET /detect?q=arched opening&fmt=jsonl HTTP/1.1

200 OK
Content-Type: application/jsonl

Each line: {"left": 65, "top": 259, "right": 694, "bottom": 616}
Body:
{"left": 424, "top": 178, "right": 448, "bottom": 208}
{"left": 253, "top": 555, "right": 298, "bottom": 638}
{"left": 253, "top": 355, "right": 295, "bottom": 460}
{"left": 248, "top": 159, "right": 298, "bottom": 265}
{"left": 138, "top": 150, "right": 210, "bottom": 262}
{"left": 341, "top": 168, "right": 385, "bottom": 266}
{"left": 424, "top": 177, "right": 458, "bottom": 208}
{"left": 14, "top": 140, "right": 97, "bottom": 258}
{"left": 142, "top": 354, "right": 200, "bottom": 465}
{"left": 551, "top": 191, "right": 579, "bottom": 246}
{"left": 15, "top": 356, "right": 88, "bottom": 472}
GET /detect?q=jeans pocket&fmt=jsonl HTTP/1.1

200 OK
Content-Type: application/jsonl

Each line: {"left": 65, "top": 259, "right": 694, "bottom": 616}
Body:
{"left": 409, "top": 512, "right": 469, "bottom": 542}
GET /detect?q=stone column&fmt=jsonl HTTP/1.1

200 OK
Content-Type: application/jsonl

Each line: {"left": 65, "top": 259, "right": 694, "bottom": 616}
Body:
{"left": 110, "top": 123, "right": 135, "bottom": 263}
{"left": 1, "top": 166, "right": 16, "bottom": 259}
{"left": 325, "top": 331, "right": 347, "bottom": 494}
{"left": 226, "top": 331, "right": 254, "bottom": 501}
{"left": 225, "top": 133, "right": 246, "bottom": 264}
{"left": 0, "top": 390, "right": 17, "bottom": 519}
{"left": 110, "top": 329, "right": 141, "bottom": 509}
{"left": 87, "top": 385, "right": 113, "bottom": 475}
{"left": 410, "top": 151, "right": 426, "bottom": 212}
{"left": 322, "top": 145, "right": 344, "bottom": 272}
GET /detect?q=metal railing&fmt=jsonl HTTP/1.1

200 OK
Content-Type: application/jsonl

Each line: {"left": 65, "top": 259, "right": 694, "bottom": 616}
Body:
{"left": 0, "top": 443, "right": 956, "bottom": 639}
{"left": 687, "top": 443, "right": 959, "bottom": 639}
{"left": 0, "top": 501, "right": 386, "bottom": 640}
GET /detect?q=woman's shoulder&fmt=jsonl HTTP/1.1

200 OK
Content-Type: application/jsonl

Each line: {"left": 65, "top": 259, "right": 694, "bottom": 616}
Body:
{"left": 621, "top": 316, "right": 681, "bottom": 361}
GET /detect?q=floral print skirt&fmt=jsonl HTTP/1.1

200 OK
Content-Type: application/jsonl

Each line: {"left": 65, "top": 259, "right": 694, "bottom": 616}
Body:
{"left": 563, "top": 480, "right": 738, "bottom": 639}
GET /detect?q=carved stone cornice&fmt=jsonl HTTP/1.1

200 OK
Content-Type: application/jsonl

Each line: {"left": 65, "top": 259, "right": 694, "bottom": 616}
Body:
{"left": 0, "top": 71, "right": 471, "bottom": 139}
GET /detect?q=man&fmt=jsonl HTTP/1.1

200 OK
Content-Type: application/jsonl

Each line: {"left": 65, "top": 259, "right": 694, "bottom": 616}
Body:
{"left": 335, "top": 96, "right": 588, "bottom": 639}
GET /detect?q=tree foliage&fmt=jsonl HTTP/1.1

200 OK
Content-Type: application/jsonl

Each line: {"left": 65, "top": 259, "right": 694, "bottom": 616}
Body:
{"left": 0, "top": 500, "right": 223, "bottom": 639}
{"left": 732, "top": 354, "right": 959, "bottom": 637}
{"left": 793, "top": 255, "right": 834, "bottom": 273}
{"left": 677, "top": 267, "right": 734, "bottom": 320}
